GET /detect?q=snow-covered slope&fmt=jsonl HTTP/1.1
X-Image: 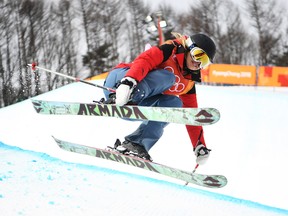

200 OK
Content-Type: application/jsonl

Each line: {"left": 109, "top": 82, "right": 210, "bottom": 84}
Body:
{"left": 0, "top": 80, "right": 288, "bottom": 215}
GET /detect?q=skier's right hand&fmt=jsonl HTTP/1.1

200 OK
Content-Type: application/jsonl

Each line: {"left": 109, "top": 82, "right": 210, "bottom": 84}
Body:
{"left": 194, "top": 143, "right": 211, "bottom": 165}
{"left": 115, "top": 77, "right": 137, "bottom": 106}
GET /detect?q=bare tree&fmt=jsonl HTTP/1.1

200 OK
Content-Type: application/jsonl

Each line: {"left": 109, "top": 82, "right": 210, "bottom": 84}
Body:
{"left": 125, "top": 0, "right": 149, "bottom": 61}
{"left": 0, "top": 0, "right": 81, "bottom": 107}
{"left": 271, "top": 25, "right": 288, "bottom": 66}
{"left": 79, "top": 0, "right": 91, "bottom": 53}
{"left": 217, "top": 1, "right": 257, "bottom": 65}
{"left": 35, "top": 3, "right": 58, "bottom": 91}
{"left": 0, "top": 0, "right": 18, "bottom": 106}
{"left": 18, "top": 0, "right": 46, "bottom": 96}
{"left": 57, "top": 0, "right": 78, "bottom": 82}
{"left": 245, "top": 0, "right": 283, "bottom": 65}
{"left": 102, "top": 0, "right": 124, "bottom": 67}
{"left": 186, "top": 0, "right": 223, "bottom": 38}
{"left": 80, "top": 0, "right": 118, "bottom": 75}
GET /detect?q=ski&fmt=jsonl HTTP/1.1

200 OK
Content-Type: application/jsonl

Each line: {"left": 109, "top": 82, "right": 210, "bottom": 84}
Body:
{"left": 53, "top": 137, "right": 227, "bottom": 188}
{"left": 32, "top": 100, "right": 220, "bottom": 126}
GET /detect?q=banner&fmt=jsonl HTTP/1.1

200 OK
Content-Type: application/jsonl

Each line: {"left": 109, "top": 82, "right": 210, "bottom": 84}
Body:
{"left": 258, "top": 66, "right": 288, "bottom": 87}
{"left": 200, "top": 67, "right": 209, "bottom": 83}
{"left": 207, "top": 64, "right": 257, "bottom": 85}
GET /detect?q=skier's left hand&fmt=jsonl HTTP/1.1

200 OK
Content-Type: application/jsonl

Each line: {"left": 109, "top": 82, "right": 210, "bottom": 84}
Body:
{"left": 116, "top": 77, "right": 137, "bottom": 106}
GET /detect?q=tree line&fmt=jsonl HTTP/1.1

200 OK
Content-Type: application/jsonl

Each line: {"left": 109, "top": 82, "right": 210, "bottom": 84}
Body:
{"left": 0, "top": 0, "right": 287, "bottom": 107}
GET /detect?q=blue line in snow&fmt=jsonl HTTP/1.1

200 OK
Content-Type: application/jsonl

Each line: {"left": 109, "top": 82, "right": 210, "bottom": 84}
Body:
{"left": 0, "top": 141, "right": 287, "bottom": 215}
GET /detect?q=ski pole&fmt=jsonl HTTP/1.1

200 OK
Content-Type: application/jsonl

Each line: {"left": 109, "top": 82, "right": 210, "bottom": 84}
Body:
{"left": 185, "top": 129, "right": 203, "bottom": 186}
{"left": 184, "top": 163, "right": 199, "bottom": 186}
{"left": 27, "top": 62, "right": 116, "bottom": 93}
{"left": 192, "top": 163, "right": 199, "bottom": 173}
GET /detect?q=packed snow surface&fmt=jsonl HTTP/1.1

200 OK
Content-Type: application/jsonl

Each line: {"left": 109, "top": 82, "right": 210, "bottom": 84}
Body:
{"left": 0, "top": 80, "right": 287, "bottom": 216}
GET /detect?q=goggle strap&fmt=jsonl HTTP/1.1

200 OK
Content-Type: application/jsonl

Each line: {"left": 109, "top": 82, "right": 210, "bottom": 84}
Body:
{"left": 185, "top": 37, "right": 197, "bottom": 51}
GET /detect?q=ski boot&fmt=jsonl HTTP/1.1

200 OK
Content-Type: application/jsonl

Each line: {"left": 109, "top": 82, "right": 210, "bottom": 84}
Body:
{"left": 113, "top": 139, "right": 152, "bottom": 161}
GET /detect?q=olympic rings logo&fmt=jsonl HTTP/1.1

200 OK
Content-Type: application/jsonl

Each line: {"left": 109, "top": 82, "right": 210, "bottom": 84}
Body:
{"left": 164, "top": 66, "right": 185, "bottom": 93}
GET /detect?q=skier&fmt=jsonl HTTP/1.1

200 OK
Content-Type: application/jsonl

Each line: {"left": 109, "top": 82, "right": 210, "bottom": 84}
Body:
{"left": 103, "top": 32, "right": 216, "bottom": 164}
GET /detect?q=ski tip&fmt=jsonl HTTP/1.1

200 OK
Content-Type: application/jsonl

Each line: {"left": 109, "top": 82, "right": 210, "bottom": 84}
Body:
{"left": 51, "top": 136, "right": 61, "bottom": 144}
{"left": 194, "top": 108, "right": 220, "bottom": 126}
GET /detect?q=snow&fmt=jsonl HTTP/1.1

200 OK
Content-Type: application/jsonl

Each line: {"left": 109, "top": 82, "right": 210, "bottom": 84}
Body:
{"left": 0, "top": 80, "right": 288, "bottom": 216}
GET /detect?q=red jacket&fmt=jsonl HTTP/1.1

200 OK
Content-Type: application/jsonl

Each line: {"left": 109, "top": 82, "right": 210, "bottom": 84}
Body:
{"left": 114, "top": 39, "right": 205, "bottom": 148}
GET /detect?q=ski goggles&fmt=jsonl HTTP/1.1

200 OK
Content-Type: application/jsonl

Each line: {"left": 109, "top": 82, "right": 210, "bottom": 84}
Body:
{"left": 186, "top": 37, "right": 211, "bottom": 69}
{"left": 189, "top": 47, "right": 211, "bottom": 69}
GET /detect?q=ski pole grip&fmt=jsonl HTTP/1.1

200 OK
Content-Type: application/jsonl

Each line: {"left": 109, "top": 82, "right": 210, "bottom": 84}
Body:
{"left": 31, "top": 62, "right": 37, "bottom": 71}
